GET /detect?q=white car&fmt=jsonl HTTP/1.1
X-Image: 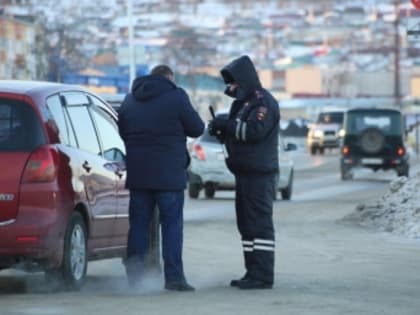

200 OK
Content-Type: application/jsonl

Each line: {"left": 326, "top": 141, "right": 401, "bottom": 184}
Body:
{"left": 187, "top": 128, "right": 296, "bottom": 200}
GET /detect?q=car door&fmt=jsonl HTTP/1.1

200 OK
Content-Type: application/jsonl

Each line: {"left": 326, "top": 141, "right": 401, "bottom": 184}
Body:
{"left": 278, "top": 133, "right": 292, "bottom": 188}
{"left": 63, "top": 92, "right": 118, "bottom": 252}
{"left": 88, "top": 95, "right": 129, "bottom": 249}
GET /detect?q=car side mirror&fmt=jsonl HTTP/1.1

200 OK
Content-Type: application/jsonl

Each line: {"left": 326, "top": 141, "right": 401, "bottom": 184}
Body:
{"left": 285, "top": 143, "right": 297, "bottom": 151}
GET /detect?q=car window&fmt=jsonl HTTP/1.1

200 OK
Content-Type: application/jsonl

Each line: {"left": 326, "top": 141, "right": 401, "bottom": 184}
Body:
{"left": 346, "top": 111, "right": 402, "bottom": 136}
{"left": 90, "top": 105, "right": 126, "bottom": 162}
{"left": 47, "top": 94, "right": 78, "bottom": 146}
{"left": 0, "top": 98, "right": 45, "bottom": 152}
{"left": 200, "top": 128, "right": 219, "bottom": 143}
{"left": 317, "top": 112, "right": 343, "bottom": 124}
{"left": 66, "top": 106, "right": 101, "bottom": 155}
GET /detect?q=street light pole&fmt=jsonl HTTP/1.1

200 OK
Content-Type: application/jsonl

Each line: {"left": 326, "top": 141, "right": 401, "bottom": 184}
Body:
{"left": 127, "top": 0, "right": 135, "bottom": 90}
{"left": 394, "top": 0, "right": 401, "bottom": 109}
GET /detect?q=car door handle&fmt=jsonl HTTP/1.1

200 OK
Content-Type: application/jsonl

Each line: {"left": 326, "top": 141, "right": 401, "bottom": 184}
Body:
{"left": 82, "top": 161, "right": 92, "bottom": 173}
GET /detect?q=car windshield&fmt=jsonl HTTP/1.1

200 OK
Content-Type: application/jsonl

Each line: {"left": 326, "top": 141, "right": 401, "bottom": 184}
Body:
{"left": 0, "top": 99, "right": 45, "bottom": 152}
{"left": 345, "top": 111, "right": 402, "bottom": 136}
{"left": 317, "top": 112, "right": 344, "bottom": 124}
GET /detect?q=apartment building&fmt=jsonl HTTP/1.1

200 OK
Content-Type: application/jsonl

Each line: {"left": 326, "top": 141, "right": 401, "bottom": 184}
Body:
{"left": 0, "top": 13, "right": 37, "bottom": 79}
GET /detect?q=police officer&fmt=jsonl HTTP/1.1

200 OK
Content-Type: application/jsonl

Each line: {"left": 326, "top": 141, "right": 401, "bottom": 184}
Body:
{"left": 208, "top": 55, "right": 279, "bottom": 289}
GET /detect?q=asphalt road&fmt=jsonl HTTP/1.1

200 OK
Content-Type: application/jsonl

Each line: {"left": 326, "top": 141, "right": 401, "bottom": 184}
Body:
{"left": 1, "top": 150, "right": 419, "bottom": 315}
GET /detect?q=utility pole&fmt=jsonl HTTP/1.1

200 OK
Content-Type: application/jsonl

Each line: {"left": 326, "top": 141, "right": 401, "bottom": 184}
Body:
{"left": 127, "top": 0, "right": 135, "bottom": 90}
{"left": 394, "top": 0, "right": 401, "bottom": 109}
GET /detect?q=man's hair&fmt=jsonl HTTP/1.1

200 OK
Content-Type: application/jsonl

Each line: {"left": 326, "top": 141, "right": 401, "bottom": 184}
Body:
{"left": 151, "top": 65, "right": 174, "bottom": 79}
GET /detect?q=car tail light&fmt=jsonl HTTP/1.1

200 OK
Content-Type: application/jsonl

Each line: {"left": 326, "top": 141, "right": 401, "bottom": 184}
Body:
{"left": 342, "top": 145, "right": 350, "bottom": 155}
{"left": 397, "top": 146, "right": 405, "bottom": 157}
{"left": 22, "top": 145, "right": 58, "bottom": 183}
{"left": 194, "top": 144, "right": 206, "bottom": 161}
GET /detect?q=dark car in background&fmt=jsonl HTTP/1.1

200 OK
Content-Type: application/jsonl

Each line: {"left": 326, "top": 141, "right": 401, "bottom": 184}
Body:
{"left": 340, "top": 108, "right": 409, "bottom": 180}
{"left": 0, "top": 81, "right": 129, "bottom": 289}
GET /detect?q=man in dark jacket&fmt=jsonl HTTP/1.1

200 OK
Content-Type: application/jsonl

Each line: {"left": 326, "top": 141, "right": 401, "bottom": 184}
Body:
{"left": 208, "top": 55, "right": 280, "bottom": 289}
{"left": 118, "top": 65, "right": 204, "bottom": 291}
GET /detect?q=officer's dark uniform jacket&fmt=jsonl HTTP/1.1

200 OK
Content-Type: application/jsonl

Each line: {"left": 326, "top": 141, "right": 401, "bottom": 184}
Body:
{"left": 117, "top": 74, "right": 204, "bottom": 191}
{"left": 221, "top": 56, "right": 280, "bottom": 175}
{"left": 220, "top": 55, "right": 279, "bottom": 285}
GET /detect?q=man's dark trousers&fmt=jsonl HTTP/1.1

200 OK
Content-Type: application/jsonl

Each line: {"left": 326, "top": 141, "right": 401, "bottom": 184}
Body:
{"left": 235, "top": 173, "right": 276, "bottom": 284}
{"left": 126, "top": 189, "right": 185, "bottom": 283}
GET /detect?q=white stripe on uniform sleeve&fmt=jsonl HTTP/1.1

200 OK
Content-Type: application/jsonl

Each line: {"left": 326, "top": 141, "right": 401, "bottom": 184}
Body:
{"left": 254, "top": 239, "right": 275, "bottom": 246}
{"left": 235, "top": 120, "right": 241, "bottom": 140}
{"left": 241, "top": 122, "right": 247, "bottom": 141}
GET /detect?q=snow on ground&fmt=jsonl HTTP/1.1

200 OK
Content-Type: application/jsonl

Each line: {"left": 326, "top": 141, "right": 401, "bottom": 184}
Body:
{"left": 345, "top": 172, "right": 420, "bottom": 239}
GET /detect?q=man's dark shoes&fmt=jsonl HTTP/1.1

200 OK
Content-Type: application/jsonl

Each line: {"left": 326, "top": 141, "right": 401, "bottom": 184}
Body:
{"left": 237, "top": 279, "right": 273, "bottom": 290}
{"left": 165, "top": 281, "right": 195, "bottom": 292}
{"left": 230, "top": 274, "right": 249, "bottom": 287}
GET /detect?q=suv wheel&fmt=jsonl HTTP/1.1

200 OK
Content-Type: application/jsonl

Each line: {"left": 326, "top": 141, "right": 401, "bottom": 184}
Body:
{"left": 396, "top": 164, "right": 409, "bottom": 177}
{"left": 45, "top": 212, "right": 87, "bottom": 291}
{"left": 340, "top": 165, "right": 353, "bottom": 180}
{"left": 188, "top": 183, "right": 200, "bottom": 199}
{"left": 281, "top": 170, "right": 293, "bottom": 200}
{"left": 204, "top": 185, "right": 215, "bottom": 199}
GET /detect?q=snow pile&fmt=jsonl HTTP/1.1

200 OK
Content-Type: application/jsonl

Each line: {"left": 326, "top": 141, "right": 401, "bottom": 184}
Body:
{"left": 345, "top": 172, "right": 420, "bottom": 239}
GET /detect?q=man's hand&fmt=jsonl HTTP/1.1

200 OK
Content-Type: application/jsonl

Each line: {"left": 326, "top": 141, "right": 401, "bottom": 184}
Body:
{"left": 208, "top": 118, "right": 228, "bottom": 142}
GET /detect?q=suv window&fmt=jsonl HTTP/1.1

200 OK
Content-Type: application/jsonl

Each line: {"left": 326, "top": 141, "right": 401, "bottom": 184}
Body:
{"left": 0, "top": 98, "right": 45, "bottom": 152}
{"left": 317, "top": 112, "right": 344, "bottom": 124}
{"left": 345, "top": 111, "right": 402, "bottom": 136}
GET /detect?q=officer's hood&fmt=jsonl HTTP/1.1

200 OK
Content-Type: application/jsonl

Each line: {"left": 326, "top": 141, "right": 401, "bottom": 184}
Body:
{"left": 131, "top": 74, "right": 176, "bottom": 101}
{"left": 220, "top": 55, "right": 262, "bottom": 97}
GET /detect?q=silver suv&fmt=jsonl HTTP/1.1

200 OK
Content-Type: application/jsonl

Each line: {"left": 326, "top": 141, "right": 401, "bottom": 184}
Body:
{"left": 307, "top": 110, "right": 344, "bottom": 155}
{"left": 187, "top": 128, "right": 296, "bottom": 200}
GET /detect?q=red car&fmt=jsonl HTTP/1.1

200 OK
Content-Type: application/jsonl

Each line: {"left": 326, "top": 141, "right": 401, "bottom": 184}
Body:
{"left": 0, "top": 80, "right": 129, "bottom": 289}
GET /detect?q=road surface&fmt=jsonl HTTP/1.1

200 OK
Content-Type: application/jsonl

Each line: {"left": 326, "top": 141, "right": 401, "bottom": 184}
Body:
{"left": 1, "top": 150, "right": 419, "bottom": 315}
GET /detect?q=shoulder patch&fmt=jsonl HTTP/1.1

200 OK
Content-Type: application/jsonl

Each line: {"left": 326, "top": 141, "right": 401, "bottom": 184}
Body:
{"left": 256, "top": 106, "right": 267, "bottom": 121}
{"left": 255, "top": 90, "right": 264, "bottom": 100}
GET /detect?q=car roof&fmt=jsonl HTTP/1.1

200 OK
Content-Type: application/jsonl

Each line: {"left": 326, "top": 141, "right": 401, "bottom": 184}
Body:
{"left": 0, "top": 80, "right": 87, "bottom": 96}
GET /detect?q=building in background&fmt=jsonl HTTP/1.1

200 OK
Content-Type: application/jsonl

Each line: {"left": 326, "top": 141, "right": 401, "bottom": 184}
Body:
{"left": 0, "top": 12, "right": 40, "bottom": 79}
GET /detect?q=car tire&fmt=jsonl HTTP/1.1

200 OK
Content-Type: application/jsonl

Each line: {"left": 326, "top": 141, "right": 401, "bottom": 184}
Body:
{"left": 281, "top": 170, "right": 293, "bottom": 200}
{"left": 310, "top": 146, "right": 317, "bottom": 155}
{"left": 188, "top": 183, "right": 200, "bottom": 199}
{"left": 319, "top": 147, "right": 325, "bottom": 155}
{"left": 340, "top": 165, "right": 353, "bottom": 180}
{"left": 360, "top": 128, "right": 385, "bottom": 154}
{"left": 45, "top": 212, "right": 87, "bottom": 291}
{"left": 204, "top": 186, "right": 215, "bottom": 199}
{"left": 396, "top": 165, "right": 409, "bottom": 177}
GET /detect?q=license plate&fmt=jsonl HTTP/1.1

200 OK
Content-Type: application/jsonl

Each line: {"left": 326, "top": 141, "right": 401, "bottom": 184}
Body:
{"left": 361, "top": 158, "right": 383, "bottom": 164}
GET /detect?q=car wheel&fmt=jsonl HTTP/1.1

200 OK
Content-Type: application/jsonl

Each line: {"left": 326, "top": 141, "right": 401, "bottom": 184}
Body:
{"left": 204, "top": 185, "right": 215, "bottom": 199}
{"left": 319, "top": 147, "right": 325, "bottom": 155}
{"left": 188, "top": 183, "right": 200, "bottom": 199}
{"left": 340, "top": 165, "right": 353, "bottom": 180}
{"left": 396, "top": 165, "right": 409, "bottom": 177}
{"left": 310, "top": 146, "right": 317, "bottom": 155}
{"left": 45, "top": 212, "right": 87, "bottom": 291}
{"left": 281, "top": 170, "right": 293, "bottom": 200}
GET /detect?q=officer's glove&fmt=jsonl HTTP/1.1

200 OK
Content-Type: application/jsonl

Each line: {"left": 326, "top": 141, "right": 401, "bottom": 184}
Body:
{"left": 208, "top": 118, "right": 228, "bottom": 143}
